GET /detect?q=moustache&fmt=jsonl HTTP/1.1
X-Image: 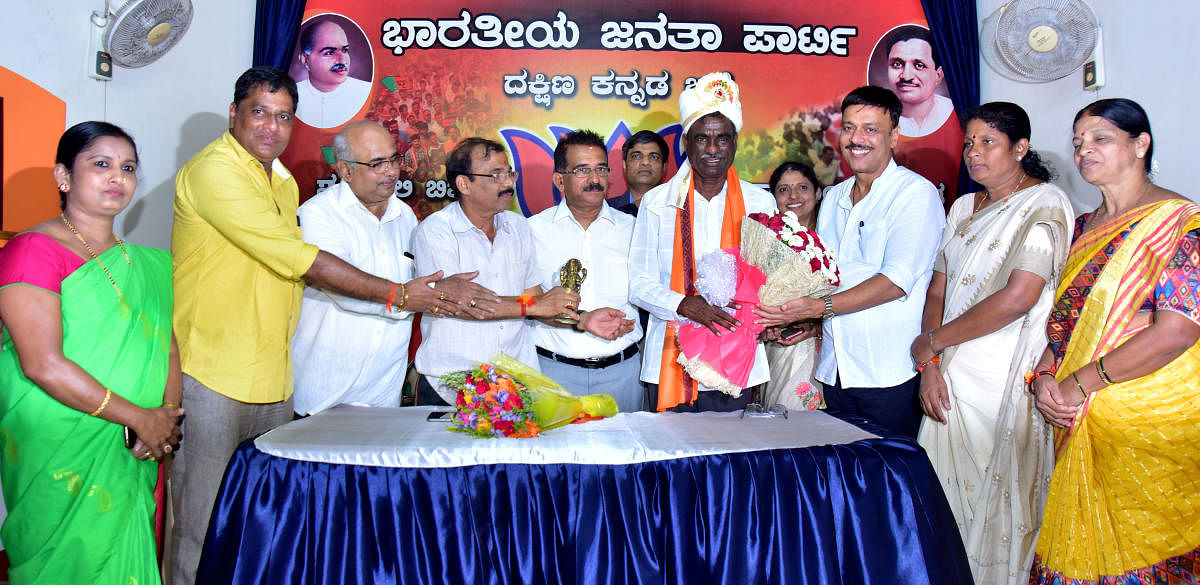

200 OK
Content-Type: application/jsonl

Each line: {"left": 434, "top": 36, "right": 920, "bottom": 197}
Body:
{"left": 846, "top": 143, "right": 871, "bottom": 151}
{"left": 582, "top": 182, "right": 605, "bottom": 192}
{"left": 499, "top": 188, "right": 515, "bottom": 197}
{"left": 330, "top": 63, "right": 348, "bottom": 73}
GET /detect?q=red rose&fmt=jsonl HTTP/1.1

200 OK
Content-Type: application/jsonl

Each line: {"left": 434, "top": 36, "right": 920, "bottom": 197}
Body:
{"left": 476, "top": 381, "right": 490, "bottom": 394}
{"left": 810, "top": 258, "right": 823, "bottom": 273}
{"left": 822, "top": 257, "right": 831, "bottom": 268}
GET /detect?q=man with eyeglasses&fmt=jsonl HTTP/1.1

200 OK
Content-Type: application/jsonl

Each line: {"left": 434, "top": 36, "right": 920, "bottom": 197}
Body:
{"left": 290, "top": 120, "right": 432, "bottom": 416}
{"left": 169, "top": 72, "right": 492, "bottom": 585}
{"left": 629, "top": 72, "right": 777, "bottom": 413}
{"left": 528, "top": 130, "right": 642, "bottom": 409}
{"left": 609, "top": 129, "right": 669, "bottom": 216}
{"left": 411, "top": 137, "right": 632, "bottom": 405}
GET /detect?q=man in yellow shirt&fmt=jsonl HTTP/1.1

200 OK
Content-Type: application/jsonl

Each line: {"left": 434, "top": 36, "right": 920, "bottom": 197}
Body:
{"left": 168, "top": 67, "right": 496, "bottom": 585}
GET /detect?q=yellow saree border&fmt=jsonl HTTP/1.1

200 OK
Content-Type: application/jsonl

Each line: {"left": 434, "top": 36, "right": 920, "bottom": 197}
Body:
{"left": 1054, "top": 200, "right": 1200, "bottom": 448}
{"left": 1036, "top": 198, "right": 1200, "bottom": 580}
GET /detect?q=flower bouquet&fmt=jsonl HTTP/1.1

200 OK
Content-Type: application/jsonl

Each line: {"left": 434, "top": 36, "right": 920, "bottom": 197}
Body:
{"left": 744, "top": 210, "right": 840, "bottom": 410}
{"left": 441, "top": 353, "right": 618, "bottom": 438}
{"left": 742, "top": 211, "right": 840, "bottom": 304}
{"left": 675, "top": 247, "right": 767, "bottom": 395}
{"left": 674, "top": 211, "right": 839, "bottom": 398}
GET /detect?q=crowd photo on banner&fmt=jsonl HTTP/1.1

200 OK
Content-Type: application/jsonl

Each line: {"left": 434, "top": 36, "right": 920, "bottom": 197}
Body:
{"left": 0, "top": 2, "right": 1197, "bottom": 585}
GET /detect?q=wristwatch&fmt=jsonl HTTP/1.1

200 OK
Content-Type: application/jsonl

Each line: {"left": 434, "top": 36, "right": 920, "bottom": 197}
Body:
{"left": 821, "top": 295, "right": 835, "bottom": 320}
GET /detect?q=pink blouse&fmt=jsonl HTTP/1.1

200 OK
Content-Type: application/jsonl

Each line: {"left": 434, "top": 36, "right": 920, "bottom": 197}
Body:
{"left": 0, "top": 233, "right": 87, "bottom": 294}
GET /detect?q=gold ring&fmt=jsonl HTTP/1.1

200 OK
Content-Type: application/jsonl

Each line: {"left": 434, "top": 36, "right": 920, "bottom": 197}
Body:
{"left": 432, "top": 306, "right": 439, "bottom": 315}
{"left": 439, "top": 291, "right": 447, "bottom": 301}
{"left": 469, "top": 299, "right": 477, "bottom": 307}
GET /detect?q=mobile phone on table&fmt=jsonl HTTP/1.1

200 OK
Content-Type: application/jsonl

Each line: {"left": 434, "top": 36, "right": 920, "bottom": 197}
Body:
{"left": 426, "top": 410, "right": 455, "bottom": 422}
{"left": 124, "top": 426, "right": 138, "bottom": 449}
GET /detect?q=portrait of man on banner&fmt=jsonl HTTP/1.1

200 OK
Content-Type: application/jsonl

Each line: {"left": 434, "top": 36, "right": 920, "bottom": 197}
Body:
{"left": 867, "top": 24, "right": 964, "bottom": 202}
{"left": 289, "top": 14, "right": 375, "bottom": 129}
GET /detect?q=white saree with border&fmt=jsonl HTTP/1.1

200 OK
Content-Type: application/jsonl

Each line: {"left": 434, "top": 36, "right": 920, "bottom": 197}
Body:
{"left": 917, "top": 182, "right": 1072, "bottom": 585}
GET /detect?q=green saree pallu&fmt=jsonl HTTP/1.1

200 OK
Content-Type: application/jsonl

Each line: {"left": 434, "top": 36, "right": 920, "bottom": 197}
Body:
{"left": 0, "top": 244, "right": 172, "bottom": 585}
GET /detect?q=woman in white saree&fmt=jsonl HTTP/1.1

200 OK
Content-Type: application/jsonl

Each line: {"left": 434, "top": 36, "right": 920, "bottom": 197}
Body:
{"left": 908, "top": 102, "right": 1073, "bottom": 585}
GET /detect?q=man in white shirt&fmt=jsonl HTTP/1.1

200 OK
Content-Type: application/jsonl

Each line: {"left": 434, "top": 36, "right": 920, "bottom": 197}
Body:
{"left": 629, "top": 72, "right": 777, "bottom": 412}
{"left": 412, "top": 138, "right": 629, "bottom": 405}
{"left": 295, "top": 20, "right": 371, "bottom": 128}
{"left": 291, "top": 121, "right": 433, "bottom": 415}
{"left": 887, "top": 28, "right": 954, "bottom": 138}
{"left": 529, "top": 130, "right": 642, "bottom": 411}
{"left": 755, "top": 86, "right": 945, "bottom": 438}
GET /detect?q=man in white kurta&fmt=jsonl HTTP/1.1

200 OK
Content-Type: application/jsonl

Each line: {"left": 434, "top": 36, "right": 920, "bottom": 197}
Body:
{"left": 629, "top": 72, "right": 776, "bottom": 412}
{"left": 761, "top": 86, "right": 945, "bottom": 438}
{"left": 530, "top": 130, "right": 642, "bottom": 411}
{"left": 413, "top": 138, "right": 626, "bottom": 405}
{"left": 291, "top": 122, "right": 419, "bottom": 415}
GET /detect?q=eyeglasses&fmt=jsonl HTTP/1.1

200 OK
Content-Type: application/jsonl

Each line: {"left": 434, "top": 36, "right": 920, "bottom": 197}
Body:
{"left": 465, "top": 169, "right": 519, "bottom": 182}
{"left": 557, "top": 166, "right": 611, "bottom": 178}
{"left": 347, "top": 154, "right": 403, "bottom": 172}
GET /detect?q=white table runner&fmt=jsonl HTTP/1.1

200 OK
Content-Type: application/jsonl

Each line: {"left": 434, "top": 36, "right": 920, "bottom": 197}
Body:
{"left": 254, "top": 405, "right": 878, "bottom": 468}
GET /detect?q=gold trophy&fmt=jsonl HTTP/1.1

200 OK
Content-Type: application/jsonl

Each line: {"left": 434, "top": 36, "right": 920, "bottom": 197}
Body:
{"left": 554, "top": 258, "right": 587, "bottom": 325}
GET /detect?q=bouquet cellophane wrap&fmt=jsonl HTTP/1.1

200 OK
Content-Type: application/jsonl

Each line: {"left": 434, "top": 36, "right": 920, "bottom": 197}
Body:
{"left": 674, "top": 247, "right": 767, "bottom": 396}
{"left": 491, "top": 354, "right": 618, "bottom": 431}
{"left": 740, "top": 219, "right": 837, "bottom": 305}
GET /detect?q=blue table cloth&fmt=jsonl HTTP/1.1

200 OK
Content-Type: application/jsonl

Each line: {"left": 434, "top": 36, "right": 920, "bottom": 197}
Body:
{"left": 197, "top": 409, "right": 971, "bottom": 585}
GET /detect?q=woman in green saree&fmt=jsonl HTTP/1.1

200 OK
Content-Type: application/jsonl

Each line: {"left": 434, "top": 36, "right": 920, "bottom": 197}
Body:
{"left": 0, "top": 122, "right": 183, "bottom": 584}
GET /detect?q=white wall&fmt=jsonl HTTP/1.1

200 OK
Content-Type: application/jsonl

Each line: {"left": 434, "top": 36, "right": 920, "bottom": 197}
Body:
{"left": 977, "top": 0, "right": 1198, "bottom": 211}
{"left": 2, "top": 0, "right": 255, "bottom": 248}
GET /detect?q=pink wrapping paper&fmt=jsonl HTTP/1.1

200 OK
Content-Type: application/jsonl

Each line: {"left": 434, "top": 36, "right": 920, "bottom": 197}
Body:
{"left": 676, "top": 247, "right": 767, "bottom": 391}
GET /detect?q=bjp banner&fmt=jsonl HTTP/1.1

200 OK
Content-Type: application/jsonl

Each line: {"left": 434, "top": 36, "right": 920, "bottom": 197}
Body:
{"left": 280, "top": 1, "right": 963, "bottom": 218}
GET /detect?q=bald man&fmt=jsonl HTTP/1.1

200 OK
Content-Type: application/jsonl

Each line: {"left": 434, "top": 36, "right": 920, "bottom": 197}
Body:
{"left": 291, "top": 121, "right": 427, "bottom": 415}
{"left": 295, "top": 20, "right": 372, "bottom": 127}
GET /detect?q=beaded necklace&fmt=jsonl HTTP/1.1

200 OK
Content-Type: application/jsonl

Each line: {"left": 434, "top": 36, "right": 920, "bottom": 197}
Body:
{"left": 60, "top": 213, "right": 130, "bottom": 296}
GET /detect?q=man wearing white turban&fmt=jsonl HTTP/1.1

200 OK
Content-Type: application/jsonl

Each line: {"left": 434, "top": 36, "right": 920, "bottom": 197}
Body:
{"left": 628, "top": 72, "right": 777, "bottom": 412}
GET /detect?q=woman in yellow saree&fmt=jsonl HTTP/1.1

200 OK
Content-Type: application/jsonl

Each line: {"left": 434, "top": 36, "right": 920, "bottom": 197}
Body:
{"left": 1029, "top": 99, "right": 1200, "bottom": 583}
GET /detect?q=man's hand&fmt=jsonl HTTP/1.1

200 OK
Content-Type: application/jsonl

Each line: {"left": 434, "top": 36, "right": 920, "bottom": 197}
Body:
{"left": 579, "top": 308, "right": 634, "bottom": 340}
{"left": 677, "top": 295, "right": 739, "bottom": 335}
{"left": 405, "top": 271, "right": 468, "bottom": 316}
{"left": 433, "top": 271, "right": 500, "bottom": 319}
{"left": 535, "top": 286, "right": 582, "bottom": 320}
{"left": 754, "top": 296, "right": 823, "bottom": 326}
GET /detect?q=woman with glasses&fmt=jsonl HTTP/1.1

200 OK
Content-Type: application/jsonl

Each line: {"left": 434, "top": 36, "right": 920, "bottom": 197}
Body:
{"left": 759, "top": 161, "right": 826, "bottom": 411}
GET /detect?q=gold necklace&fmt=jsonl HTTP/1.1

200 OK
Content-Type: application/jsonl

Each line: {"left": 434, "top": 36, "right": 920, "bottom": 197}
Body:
{"left": 60, "top": 213, "right": 130, "bottom": 296}
{"left": 957, "top": 174, "right": 1025, "bottom": 237}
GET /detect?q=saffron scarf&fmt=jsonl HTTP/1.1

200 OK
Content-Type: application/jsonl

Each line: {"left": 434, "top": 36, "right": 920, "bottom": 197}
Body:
{"left": 657, "top": 166, "right": 746, "bottom": 411}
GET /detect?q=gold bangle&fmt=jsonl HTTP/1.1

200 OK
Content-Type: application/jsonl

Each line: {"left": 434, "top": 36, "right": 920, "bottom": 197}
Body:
{"left": 400, "top": 282, "right": 409, "bottom": 311}
{"left": 90, "top": 388, "right": 113, "bottom": 416}
{"left": 1071, "top": 371, "right": 1087, "bottom": 396}
{"left": 162, "top": 401, "right": 180, "bottom": 409}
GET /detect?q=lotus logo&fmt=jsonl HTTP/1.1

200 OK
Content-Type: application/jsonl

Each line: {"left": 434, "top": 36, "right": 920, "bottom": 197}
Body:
{"left": 499, "top": 121, "right": 685, "bottom": 216}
